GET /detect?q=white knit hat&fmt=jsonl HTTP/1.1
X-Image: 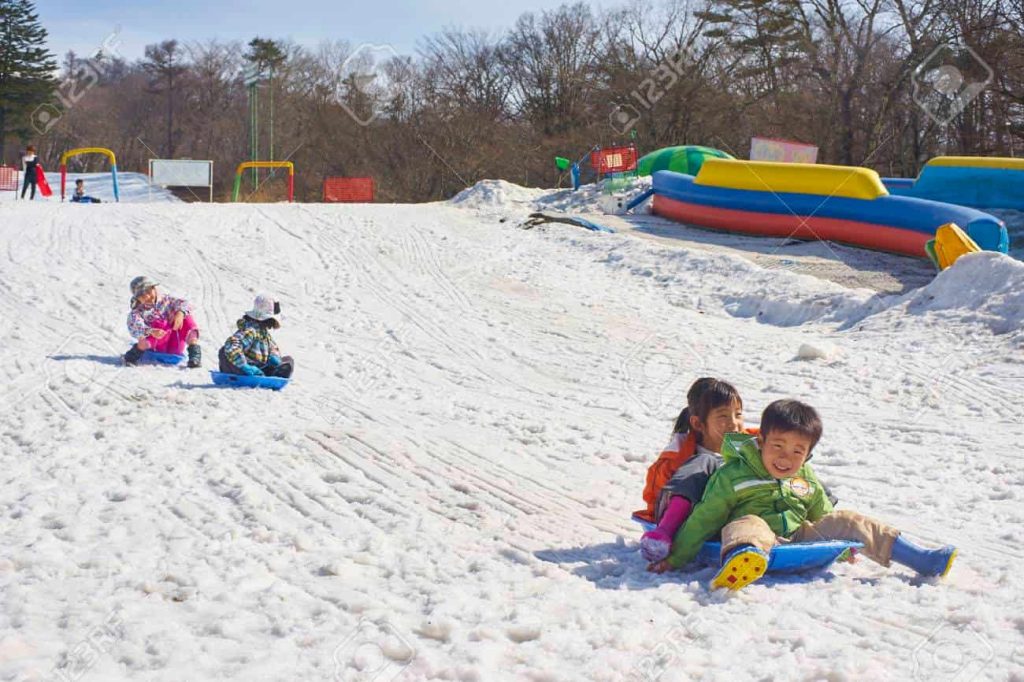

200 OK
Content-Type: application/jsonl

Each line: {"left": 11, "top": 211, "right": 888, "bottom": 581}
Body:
{"left": 246, "top": 294, "right": 280, "bottom": 321}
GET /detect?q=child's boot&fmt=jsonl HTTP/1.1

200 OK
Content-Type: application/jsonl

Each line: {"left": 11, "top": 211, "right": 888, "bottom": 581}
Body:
{"left": 123, "top": 345, "right": 144, "bottom": 366}
{"left": 711, "top": 545, "right": 769, "bottom": 591}
{"left": 890, "top": 535, "right": 956, "bottom": 577}
{"left": 187, "top": 344, "right": 202, "bottom": 368}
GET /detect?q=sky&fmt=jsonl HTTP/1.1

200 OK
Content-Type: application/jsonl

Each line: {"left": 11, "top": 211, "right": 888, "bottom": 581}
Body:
{"left": 34, "top": 0, "right": 601, "bottom": 63}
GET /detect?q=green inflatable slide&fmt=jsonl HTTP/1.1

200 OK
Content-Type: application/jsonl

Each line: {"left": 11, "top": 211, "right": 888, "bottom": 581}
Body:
{"left": 637, "top": 145, "right": 734, "bottom": 177}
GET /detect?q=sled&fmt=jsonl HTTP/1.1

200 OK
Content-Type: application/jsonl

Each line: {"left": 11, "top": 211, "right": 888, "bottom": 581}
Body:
{"left": 144, "top": 351, "right": 186, "bottom": 365}
{"left": 36, "top": 166, "right": 53, "bottom": 198}
{"left": 632, "top": 516, "right": 861, "bottom": 574}
{"left": 209, "top": 371, "right": 289, "bottom": 390}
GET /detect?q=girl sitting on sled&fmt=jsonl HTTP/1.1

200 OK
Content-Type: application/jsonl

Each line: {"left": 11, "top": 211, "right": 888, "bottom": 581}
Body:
{"left": 124, "top": 276, "right": 202, "bottom": 367}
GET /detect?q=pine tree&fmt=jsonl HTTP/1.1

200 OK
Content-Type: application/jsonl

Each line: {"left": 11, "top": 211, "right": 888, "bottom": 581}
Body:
{"left": 0, "top": 0, "right": 57, "bottom": 163}
{"left": 142, "top": 40, "right": 188, "bottom": 157}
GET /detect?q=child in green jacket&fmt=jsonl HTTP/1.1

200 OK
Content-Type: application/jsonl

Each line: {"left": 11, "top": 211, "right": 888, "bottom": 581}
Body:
{"left": 649, "top": 399, "right": 956, "bottom": 590}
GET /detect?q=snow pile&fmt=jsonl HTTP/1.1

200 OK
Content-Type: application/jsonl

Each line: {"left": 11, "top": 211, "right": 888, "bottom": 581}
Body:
{"left": 1, "top": 198, "right": 1022, "bottom": 680}
{"left": 875, "top": 251, "right": 1024, "bottom": 339}
{"left": 447, "top": 178, "right": 546, "bottom": 211}
{"left": 450, "top": 176, "right": 653, "bottom": 217}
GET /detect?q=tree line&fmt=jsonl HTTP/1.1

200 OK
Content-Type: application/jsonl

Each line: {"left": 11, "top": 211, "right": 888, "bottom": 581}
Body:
{"left": 2, "top": 0, "right": 1022, "bottom": 201}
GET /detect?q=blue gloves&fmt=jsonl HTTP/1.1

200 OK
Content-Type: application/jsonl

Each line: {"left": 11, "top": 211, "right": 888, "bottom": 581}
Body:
{"left": 240, "top": 364, "right": 264, "bottom": 376}
{"left": 266, "top": 355, "right": 282, "bottom": 368}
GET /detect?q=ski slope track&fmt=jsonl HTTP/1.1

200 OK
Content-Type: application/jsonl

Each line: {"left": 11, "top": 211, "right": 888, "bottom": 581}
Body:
{"left": 0, "top": 196, "right": 1023, "bottom": 681}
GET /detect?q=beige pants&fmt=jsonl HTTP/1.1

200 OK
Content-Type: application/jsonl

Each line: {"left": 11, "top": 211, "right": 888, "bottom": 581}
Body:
{"left": 721, "top": 510, "right": 900, "bottom": 566}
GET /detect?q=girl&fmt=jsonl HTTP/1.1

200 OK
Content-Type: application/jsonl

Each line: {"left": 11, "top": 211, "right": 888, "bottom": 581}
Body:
{"left": 21, "top": 146, "right": 38, "bottom": 200}
{"left": 219, "top": 294, "right": 294, "bottom": 378}
{"left": 635, "top": 378, "right": 749, "bottom": 563}
{"left": 124, "top": 276, "right": 202, "bottom": 367}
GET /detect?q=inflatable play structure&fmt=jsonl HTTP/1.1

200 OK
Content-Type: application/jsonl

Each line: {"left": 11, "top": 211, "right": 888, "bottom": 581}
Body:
{"left": 232, "top": 161, "right": 295, "bottom": 202}
{"left": 637, "top": 145, "right": 733, "bottom": 177}
{"left": 60, "top": 147, "right": 119, "bottom": 202}
{"left": 883, "top": 157, "right": 1024, "bottom": 211}
{"left": 650, "top": 159, "right": 1009, "bottom": 258}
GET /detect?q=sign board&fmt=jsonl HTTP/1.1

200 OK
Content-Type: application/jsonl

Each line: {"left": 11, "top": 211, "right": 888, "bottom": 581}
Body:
{"left": 750, "top": 137, "right": 819, "bottom": 164}
{"left": 149, "top": 159, "right": 214, "bottom": 201}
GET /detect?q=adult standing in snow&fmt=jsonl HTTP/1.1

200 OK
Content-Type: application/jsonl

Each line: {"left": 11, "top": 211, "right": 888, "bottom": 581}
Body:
{"left": 20, "top": 145, "right": 39, "bottom": 200}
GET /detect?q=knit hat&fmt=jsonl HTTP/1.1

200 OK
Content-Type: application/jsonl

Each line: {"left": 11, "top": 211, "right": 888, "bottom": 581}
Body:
{"left": 245, "top": 294, "right": 280, "bottom": 321}
{"left": 130, "top": 276, "right": 158, "bottom": 305}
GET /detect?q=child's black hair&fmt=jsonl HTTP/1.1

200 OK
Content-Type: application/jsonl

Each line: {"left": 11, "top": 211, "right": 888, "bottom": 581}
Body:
{"left": 760, "top": 399, "right": 823, "bottom": 451}
{"left": 243, "top": 314, "right": 280, "bottom": 330}
{"left": 672, "top": 378, "right": 743, "bottom": 439}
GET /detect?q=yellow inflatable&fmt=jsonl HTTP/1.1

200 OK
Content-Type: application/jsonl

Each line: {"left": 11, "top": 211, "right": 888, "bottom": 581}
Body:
{"left": 694, "top": 158, "right": 889, "bottom": 200}
{"left": 934, "top": 222, "right": 981, "bottom": 270}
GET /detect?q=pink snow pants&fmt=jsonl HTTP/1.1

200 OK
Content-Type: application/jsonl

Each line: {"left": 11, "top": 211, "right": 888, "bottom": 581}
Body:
{"left": 145, "top": 314, "right": 199, "bottom": 355}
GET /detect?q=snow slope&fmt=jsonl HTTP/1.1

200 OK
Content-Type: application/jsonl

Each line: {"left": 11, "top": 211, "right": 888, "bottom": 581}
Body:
{"left": 1, "top": 171, "right": 180, "bottom": 203}
{"left": 1, "top": 198, "right": 1023, "bottom": 681}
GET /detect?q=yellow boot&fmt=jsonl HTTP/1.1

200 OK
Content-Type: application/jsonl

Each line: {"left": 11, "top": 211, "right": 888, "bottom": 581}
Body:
{"left": 711, "top": 546, "right": 769, "bottom": 591}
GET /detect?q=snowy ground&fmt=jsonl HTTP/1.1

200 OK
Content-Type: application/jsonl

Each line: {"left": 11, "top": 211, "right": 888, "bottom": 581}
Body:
{"left": 1, "top": 189, "right": 1023, "bottom": 681}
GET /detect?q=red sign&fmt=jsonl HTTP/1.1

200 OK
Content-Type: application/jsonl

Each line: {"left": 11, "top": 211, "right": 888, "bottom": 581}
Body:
{"left": 591, "top": 145, "right": 638, "bottom": 175}
{"left": 323, "top": 177, "right": 375, "bottom": 203}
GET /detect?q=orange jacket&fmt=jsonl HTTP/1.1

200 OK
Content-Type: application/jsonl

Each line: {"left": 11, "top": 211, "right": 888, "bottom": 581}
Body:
{"left": 633, "top": 428, "right": 760, "bottom": 522}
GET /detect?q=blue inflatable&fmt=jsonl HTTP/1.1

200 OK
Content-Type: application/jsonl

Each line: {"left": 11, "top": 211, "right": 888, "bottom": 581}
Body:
{"left": 633, "top": 517, "right": 860, "bottom": 574}
{"left": 209, "top": 371, "right": 289, "bottom": 390}
{"left": 145, "top": 351, "right": 185, "bottom": 365}
{"left": 883, "top": 157, "right": 1024, "bottom": 211}
{"left": 652, "top": 170, "right": 1009, "bottom": 257}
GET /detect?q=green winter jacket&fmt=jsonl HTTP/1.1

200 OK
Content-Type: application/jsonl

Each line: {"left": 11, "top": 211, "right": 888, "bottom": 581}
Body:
{"left": 666, "top": 432, "right": 833, "bottom": 568}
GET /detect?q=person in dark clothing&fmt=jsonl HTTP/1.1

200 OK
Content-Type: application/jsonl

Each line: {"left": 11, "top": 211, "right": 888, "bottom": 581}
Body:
{"left": 21, "top": 146, "right": 39, "bottom": 200}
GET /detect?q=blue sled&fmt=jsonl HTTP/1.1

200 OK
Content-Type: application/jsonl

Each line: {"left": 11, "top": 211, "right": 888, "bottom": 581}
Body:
{"left": 145, "top": 351, "right": 186, "bottom": 365}
{"left": 633, "top": 516, "right": 860, "bottom": 574}
{"left": 209, "top": 371, "right": 289, "bottom": 390}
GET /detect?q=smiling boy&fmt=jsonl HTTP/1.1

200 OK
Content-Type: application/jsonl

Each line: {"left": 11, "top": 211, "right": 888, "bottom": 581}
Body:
{"left": 655, "top": 399, "right": 957, "bottom": 590}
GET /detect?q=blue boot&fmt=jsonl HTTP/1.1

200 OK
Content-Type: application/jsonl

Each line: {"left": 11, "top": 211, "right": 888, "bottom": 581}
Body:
{"left": 891, "top": 535, "right": 956, "bottom": 577}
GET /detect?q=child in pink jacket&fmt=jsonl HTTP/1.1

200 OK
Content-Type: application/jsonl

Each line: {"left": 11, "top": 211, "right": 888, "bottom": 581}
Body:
{"left": 123, "top": 276, "right": 202, "bottom": 367}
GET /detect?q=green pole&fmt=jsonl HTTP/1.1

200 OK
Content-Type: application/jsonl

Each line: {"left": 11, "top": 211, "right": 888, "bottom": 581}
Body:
{"left": 232, "top": 172, "right": 242, "bottom": 202}
{"left": 252, "top": 84, "right": 259, "bottom": 191}
{"left": 269, "top": 66, "right": 274, "bottom": 163}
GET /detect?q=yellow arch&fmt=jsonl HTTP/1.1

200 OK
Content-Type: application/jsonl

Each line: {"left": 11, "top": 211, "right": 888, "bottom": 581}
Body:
{"left": 694, "top": 158, "right": 888, "bottom": 200}
{"left": 235, "top": 161, "right": 294, "bottom": 176}
{"left": 61, "top": 147, "right": 116, "bottom": 166}
{"left": 926, "top": 156, "right": 1024, "bottom": 171}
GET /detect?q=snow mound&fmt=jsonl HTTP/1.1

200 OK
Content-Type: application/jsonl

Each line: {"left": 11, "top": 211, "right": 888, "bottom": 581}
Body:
{"left": 886, "top": 251, "right": 1024, "bottom": 336}
{"left": 448, "top": 179, "right": 547, "bottom": 209}
{"left": 449, "top": 176, "right": 653, "bottom": 216}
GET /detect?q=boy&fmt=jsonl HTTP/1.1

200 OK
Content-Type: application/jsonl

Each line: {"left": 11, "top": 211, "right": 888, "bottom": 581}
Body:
{"left": 650, "top": 399, "right": 956, "bottom": 590}
{"left": 70, "top": 178, "right": 102, "bottom": 203}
